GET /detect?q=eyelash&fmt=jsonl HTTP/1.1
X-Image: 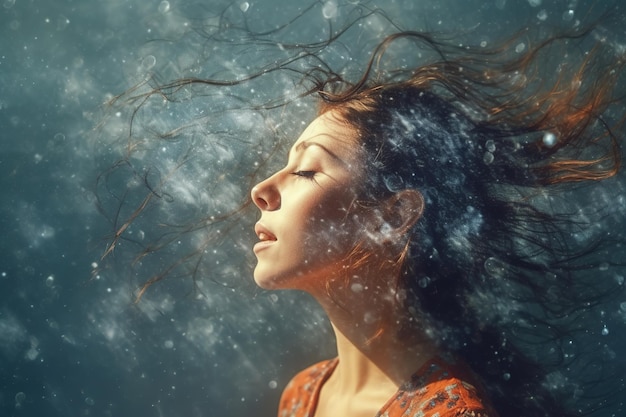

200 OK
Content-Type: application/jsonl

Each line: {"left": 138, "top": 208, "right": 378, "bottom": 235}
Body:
{"left": 292, "top": 170, "right": 317, "bottom": 180}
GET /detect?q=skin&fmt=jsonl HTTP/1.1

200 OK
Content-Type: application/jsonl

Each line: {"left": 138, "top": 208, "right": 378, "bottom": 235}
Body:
{"left": 251, "top": 112, "right": 435, "bottom": 417}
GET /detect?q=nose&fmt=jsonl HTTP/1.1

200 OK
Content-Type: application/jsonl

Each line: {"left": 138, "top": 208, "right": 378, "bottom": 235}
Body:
{"left": 251, "top": 174, "right": 281, "bottom": 211}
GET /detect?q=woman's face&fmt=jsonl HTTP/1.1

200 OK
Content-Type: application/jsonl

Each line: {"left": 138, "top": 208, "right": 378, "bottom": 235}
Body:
{"left": 251, "top": 112, "right": 365, "bottom": 291}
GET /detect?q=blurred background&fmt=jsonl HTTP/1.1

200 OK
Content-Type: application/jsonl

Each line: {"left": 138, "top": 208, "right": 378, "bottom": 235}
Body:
{"left": 1, "top": 1, "right": 625, "bottom": 416}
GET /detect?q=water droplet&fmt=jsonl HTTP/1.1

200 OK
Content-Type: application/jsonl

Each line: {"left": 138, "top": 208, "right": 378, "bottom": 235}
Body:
{"left": 515, "top": 42, "right": 526, "bottom": 53}
{"left": 85, "top": 397, "right": 95, "bottom": 406}
{"left": 503, "top": 372, "right": 511, "bottom": 381}
{"left": 240, "top": 2, "right": 249, "bottom": 12}
{"left": 158, "top": 1, "right": 170, "bottom": 13}
{"left": 485, "top": 139, "right": 496, "bottom": 152}
{"left": 164, "top": 340, "right": 174, "bottom": 349}
{"left": 480, "top": 41, "right": 488, "bottom": 48}
{"left": 351, "top": 283, "right": 364, "bottom": 293}
{"left": 562, "top": 9, "right": 574, "bottom": 22}
{"left": 322, "top": 0, "right": 338, "bottom": 19}
{"left": 53, "top": 132, "right": 65, "bottom": 142}
{"left": 601, "top": 326, "right": 609, "bottom": 336}
{"left": 483, "top": 152, "right": 494, "bottom": 165}
{"left": 45, "top": 275, "right": 55, "bottom": 287}
{"left": 542, "top": 132, "right": 557, "bottom": 147}
{"left": 268, "top": 380, "right": 277, "bottom": 389}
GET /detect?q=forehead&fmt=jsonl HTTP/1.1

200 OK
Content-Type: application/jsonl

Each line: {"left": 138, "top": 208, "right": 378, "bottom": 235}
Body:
{"left": 290, "top": 112, "right": 358, "bottom": 159}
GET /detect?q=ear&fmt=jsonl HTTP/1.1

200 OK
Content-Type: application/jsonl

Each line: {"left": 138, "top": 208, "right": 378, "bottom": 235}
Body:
{"left": 365, "top": 189, "right": 424, "bottom": 243}
{"left": 381, "top": 189, "right": 424, "bottom": 235}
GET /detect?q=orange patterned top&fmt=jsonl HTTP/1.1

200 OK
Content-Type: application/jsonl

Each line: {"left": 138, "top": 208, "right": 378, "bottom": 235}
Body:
{"left": 278, "top": 355, "right": 498, "bottom": 417}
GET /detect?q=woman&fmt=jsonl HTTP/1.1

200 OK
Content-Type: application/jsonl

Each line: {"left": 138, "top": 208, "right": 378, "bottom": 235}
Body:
{"left": 249, "top": 31, "right": 625, "bottom": 417}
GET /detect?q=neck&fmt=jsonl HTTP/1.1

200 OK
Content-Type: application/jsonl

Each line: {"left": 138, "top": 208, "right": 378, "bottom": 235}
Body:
{"left": 313, "top": 272, "right": 438, "bottom": 394}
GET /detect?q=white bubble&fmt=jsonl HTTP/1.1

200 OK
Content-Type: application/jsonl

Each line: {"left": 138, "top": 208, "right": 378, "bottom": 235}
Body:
{"left": 542, "top": 132, "right": 557, "bottom": 147}
{"left": 268, "top": 380, "right": 278, "bottom": 389}
{"left": 164, "top": 340, "right": 174, "bottom": 349}
{"left": 350, "top": 283, "right": 364, "bottom": 293}
{"left": 537, "top": 9, "right": 548, "bottom": 21}
{"left": 158, "top": 1, "right": 170, "bottom": 13}
{"left": 417, "top": 276, "right": 431, "bottom": 288}
{"left": 515, "top": 42, "right": 526, "bottom": 53}
{"left": 480, "top": 41, "right": 488, "bottom": 48}
{"left": 240, "top": 2, "right": 249, "bottom": 12}
{"left": 85, "top": 397, "right": 95, "bottom": 406}
{"left": 485, "top": 139, "right": 496, "bottom": 152}
{"left": 14, "top": 392, "right": 26, "bottom": 408}
{"left": 91, "top": 262, "right": 98, "bottom": 269}
{"left": 45, "top": 275, "right": 55, "bottom": 287}
{"left": 562, "top": 9, "right": 574, "bottom": 22}
{"left": 503, "top": 372, "right": 511, "bottom": 380}
{"left": 142, "top": 55, "right": 156, "bottom": 70}
{"left": 601, "top": 326, "right": 609, "bottom": 336}
{"left": 599, "top": 262, "right": 609, "bottom": 271}
{"left": 322, "top": 1, "right": 338, "bottom": 19}
{"left": 527, "top": 0, "right": 541, "bottom": 6}
{"left": 483, "top": 152, "right": 494, "bottom": 165}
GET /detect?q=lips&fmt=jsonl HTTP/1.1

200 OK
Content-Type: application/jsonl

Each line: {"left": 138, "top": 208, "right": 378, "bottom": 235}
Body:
{"left": 254, "top": 223, "right": 277, "bottom": 253}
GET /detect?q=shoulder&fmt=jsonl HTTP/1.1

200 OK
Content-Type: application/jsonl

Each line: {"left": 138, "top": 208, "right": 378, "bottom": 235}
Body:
{"left": 381, "top": 357, "right": 498, "bottom": 417}
{"left": 278, "top": 359, "right": 337, "bottom": 417}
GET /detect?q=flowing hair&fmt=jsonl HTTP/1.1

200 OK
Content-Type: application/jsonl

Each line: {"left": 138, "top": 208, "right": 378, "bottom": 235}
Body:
{"left": 315, "top": 30, "right": 625, "bottom": 416}
{"left": 97, "top": 4, "right": 626, "bottom": 415}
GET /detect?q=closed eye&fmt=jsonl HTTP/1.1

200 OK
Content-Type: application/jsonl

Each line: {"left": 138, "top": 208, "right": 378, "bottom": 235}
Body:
{"left": 292, "top": 170, "right": 317, "bottom": 179}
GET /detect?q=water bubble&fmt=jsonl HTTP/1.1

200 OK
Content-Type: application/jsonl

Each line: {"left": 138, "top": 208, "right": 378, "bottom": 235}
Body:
{"left": 562, "top": 9, "right": 574, "bottom": 22}
{"left": 503, "top": 372, "right": 511, "bottom": 381}
{"left": 537, "top": 9, "right": 548, "bottom": 21}
{"left": 601, "top": 326, "right": 609, "bottom": 336}
{"left": 417, "top": 276, "right": 431, "bottom": 288}
{"left": 485, "top": 140, "right": 496, "bottom": 152}
{"left": 619, "top": 301, "right": 626, "bottom": 312}
{"left": 322, "top": 1, "right": 338, "bottom": 19}
{"left": 484, "top": 257, "right": 507, "bottom": 278}
{"left": 85, "top": 397, "right": 95, "bottom": 406}
{"left": 142, "top": 55, "right": 156, "bottom": 70}
{"left": 164, "top": 340, "right": 174, "bottom": 349}
{"left": 598, "top": 262, "right": 609, "bottom": 271}
{"left": 91, "top": 262, "right": 98, "bottom": 269}
{"left": 53, "top": 132, "right": 65, "bottom": 142}
{"left": 14, "top": 392, "right": 26, "bottom": 408}
{"left": 483, "top": 152, "right": 494, "bottom": 165}
{"left": 158, "top": 1, "right": 170, "bottom": 13}
{"left": 45, "top": 275, "right": 55, "bottom": 287}
{"left": 350, "top": 283, "right": 364, "bottom": 293}
{"left": 527, "top": 0, "right": 541, "bottom": 6}
{"left": 56, "top": 15, "right": 70, "bottom": 31}
{"left": 240, "top": 2, "right": 249, "bottom": 12}
{"left": 268, "top": 380, "right": 278, "bottom": 389}
{"left": 542, "top": 132, "right": 557, "bottom": 147}
{"left": 480, "top": 41, "right": 488, "bottom": 48}
{"left": 515, "top": 42, "right": 526, "bottom": 53}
